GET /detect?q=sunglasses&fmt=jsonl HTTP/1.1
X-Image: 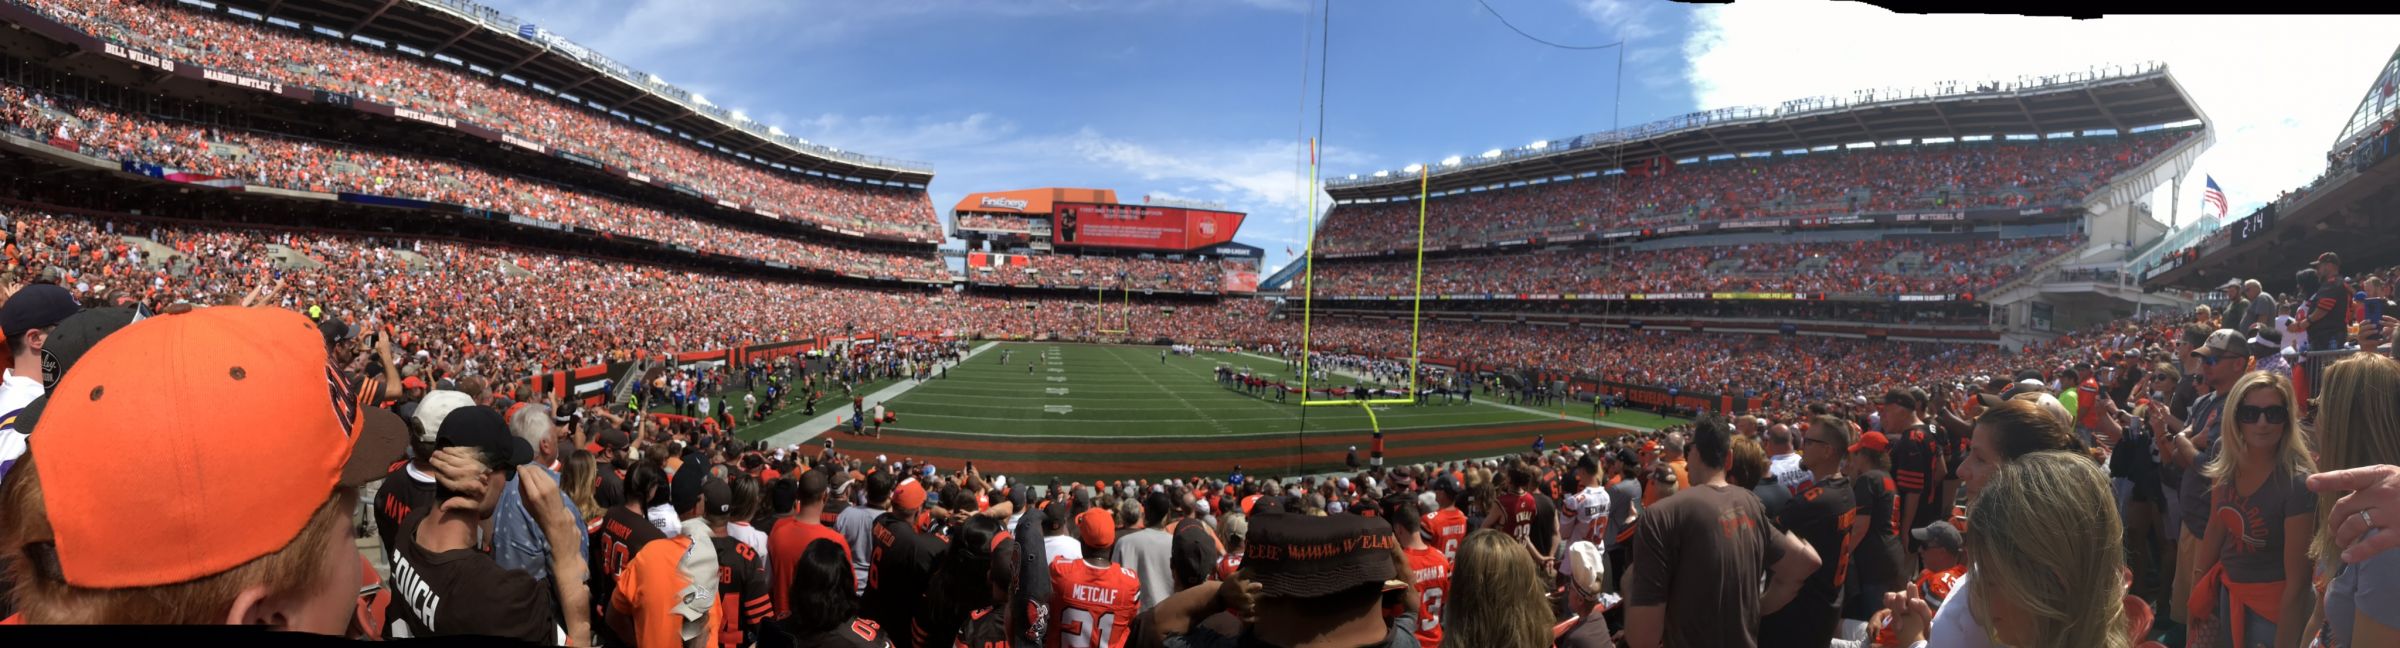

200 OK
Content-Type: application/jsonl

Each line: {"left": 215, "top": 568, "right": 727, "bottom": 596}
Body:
{"left": 2235, "top": 405, "right": 2290, "bottom": 426}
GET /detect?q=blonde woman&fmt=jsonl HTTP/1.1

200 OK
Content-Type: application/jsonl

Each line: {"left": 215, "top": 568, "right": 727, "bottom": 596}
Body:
{"left": 563, "top": 449, "right": 604, "bottom": 534}
{"left": 1957, "top": 451, "right": 2158, "bottom": 648}
{"left": 2304, "top": 354, "right": 2400, "bottom": 647}
{"left": 2191, "top": 371, "right": 2317, "bottom": 648}
{"left": 1446, "top": 528, "right": 1553, "bottom": 648}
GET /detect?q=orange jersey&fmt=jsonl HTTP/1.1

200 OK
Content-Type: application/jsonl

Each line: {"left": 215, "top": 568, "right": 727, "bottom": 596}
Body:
{"left": 1424, "top": 508, "right": 1469, "bottom": 561}
{"left": 1404, "top": 545, "right": 1454, "bottom": 648}
{"left": 1047, "top": 558, "right": 1139, "bottom": 648}
{"left": 612, "top": 536, "right": 719, "bottom": 648}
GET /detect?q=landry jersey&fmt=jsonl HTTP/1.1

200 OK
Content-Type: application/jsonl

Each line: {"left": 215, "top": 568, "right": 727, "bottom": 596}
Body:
{"left": 1047, "top": 558, "right": 1140, "bottom": 648}
{"left": 710, "top": 536, "right": 771, "bottom": 648}
{"left": 590, "top": 506, "right": 664, "bottom": 645}
{"left": 1403, "top": 544, "right": 1454, "bottom": 648}
{"left": 1424, "top": 508, "right": 1469, "bottom": 561}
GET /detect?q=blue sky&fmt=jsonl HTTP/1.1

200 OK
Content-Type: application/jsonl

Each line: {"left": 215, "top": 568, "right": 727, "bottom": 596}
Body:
{"left": 477, "top": 0, "right": 2400, "bottom": 274}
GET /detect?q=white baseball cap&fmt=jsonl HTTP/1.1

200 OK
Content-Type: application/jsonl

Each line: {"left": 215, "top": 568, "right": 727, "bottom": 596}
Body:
{"left": 1567, "top": 541, "right": 1607, "bottom": 596}
{"left": 411, "top": 390, "right": 476, "bottom": 443}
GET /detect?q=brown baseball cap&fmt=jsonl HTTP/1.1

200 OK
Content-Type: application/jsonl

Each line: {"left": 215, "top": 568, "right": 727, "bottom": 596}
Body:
{"left": 1241, "top": 512, "right": 1398, "bottom": 599}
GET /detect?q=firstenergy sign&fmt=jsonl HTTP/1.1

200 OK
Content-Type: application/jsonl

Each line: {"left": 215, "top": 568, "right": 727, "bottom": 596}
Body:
{"left": 979, "top": 196, "right": 1031, "bottom": 211}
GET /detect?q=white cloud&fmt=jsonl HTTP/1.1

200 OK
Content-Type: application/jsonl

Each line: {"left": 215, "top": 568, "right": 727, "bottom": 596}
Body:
{"left": 1573, "top": 0, "right": 1687, "bottom": 93}
{"left": 1683, "top": 1, "right": 2400, "bottom": 227}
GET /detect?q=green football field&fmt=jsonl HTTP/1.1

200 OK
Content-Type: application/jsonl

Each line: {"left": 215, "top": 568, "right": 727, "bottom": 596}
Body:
{"left": 768, "top": 342, "right": 1683, "bottom": 482}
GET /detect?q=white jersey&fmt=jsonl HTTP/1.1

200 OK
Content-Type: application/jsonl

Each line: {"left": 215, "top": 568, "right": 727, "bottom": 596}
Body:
{"left": 1562, "top": 485, "right": 1611, "bottom": 550}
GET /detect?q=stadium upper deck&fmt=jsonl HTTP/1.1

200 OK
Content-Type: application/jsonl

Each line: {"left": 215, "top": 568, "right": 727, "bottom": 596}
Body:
{"left": 0, "top": 0, "right": 942, "bottom": 244}
{"left": 204, "top": 0, "right": 930, "bottom": 181}
{"left": 1326, "top": 62, "right": 2206, "bottom": 200}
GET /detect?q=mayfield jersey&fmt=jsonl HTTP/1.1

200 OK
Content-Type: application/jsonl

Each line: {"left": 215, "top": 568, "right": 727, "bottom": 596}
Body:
{"left": 1404, "top": 544, "right": 1454, "bottom": 648}
{"left": 1424, "top": 507, "right": 1469, "bottom": 561}
{"left": 1563, "top": 485, "right": 1612, "bottom": 550}
{"left": 1047, "top": 558, "right": 1140, "bottom": 648}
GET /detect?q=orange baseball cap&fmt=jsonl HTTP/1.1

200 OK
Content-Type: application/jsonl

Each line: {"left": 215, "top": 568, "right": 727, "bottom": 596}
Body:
{"left": 893, "top": 478, "right": 927, "bottom": 512}
{"left": 1076, "top": 507, "right": 1117, "bottom": 550}
{"left": 29, "top": 306, "right": 409, "bottom": 588}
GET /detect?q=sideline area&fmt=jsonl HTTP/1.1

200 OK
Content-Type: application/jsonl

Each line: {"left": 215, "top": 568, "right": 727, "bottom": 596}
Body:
{"left": 756, "top": 341, "right": 999, "bottom": 448}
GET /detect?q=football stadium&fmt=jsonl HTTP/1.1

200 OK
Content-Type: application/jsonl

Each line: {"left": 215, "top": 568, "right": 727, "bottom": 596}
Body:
{"left": 1, "top": 1, "right": 2399, "bottom": 647}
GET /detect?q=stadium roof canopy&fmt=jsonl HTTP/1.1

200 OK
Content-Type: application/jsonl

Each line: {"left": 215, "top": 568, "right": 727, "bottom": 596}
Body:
{"left": 1328, "top": 63, "right": 2206, "bottom": 201}
{"left": 212, "top": 0, "right": 934, "bottom": 185}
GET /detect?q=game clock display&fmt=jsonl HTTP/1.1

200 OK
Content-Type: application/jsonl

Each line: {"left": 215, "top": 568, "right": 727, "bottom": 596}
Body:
{"left": 2231, "top": 209, "right": 2276, "bottom": 243}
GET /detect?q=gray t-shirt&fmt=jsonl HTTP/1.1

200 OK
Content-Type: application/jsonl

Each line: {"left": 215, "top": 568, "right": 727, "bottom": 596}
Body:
{"left": 2324, "top": 529, "right": 2400, "bottom": 646}
{"left": 1113, "top": 528, "right": 1176, "bottom": 612}
{"left": 2213, "top": 465, "right": 2315, "bottom": 584}
{"left": 2179, "top": 391, "right": 2224, "bottom": 537}
{"left": 835, "top": 505, "right": 885, "bottom": 595}
{"left": 2250, "top": 292, "right": 2279, "bottom": 326}
{"left": 1607, "top": 478, "right": 1643, "bottom": 546}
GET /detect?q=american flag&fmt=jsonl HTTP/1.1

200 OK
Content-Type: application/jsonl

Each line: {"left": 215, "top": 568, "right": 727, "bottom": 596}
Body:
{"left": 2202, "top": 175, "right": 2227, "bottom": 217}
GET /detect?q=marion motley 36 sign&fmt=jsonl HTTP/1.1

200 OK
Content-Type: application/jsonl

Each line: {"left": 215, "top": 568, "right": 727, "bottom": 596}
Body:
{"left": 1052, "top": 202, "right": 1244, "bottom": 251}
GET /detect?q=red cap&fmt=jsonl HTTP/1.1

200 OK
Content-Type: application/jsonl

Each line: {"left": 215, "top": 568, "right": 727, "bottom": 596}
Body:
{"left": 401, "top": 376, "right": 426, "bottom": 391}
{"left": 894, "top": 478, "right": 927, "bottom": 511}
{"left": 1077, "top": 507, "right": 1118, "bottom": 549}
{"left": 1850, "top": 431, "right": 1891, "bottom": 455}
{"left": 30, "top": 307, "right": 408, "bottom": 588}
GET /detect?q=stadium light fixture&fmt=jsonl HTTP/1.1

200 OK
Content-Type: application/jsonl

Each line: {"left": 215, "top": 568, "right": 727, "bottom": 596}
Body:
{"left": 1481, "top": 149, "right": 1503, "bottom": 159}
{"left": 1439, "top": 156, "right": 1461, "bottom": 167}
{"left": 1374, "top": 170, "right": 1391, "bottom": 178}
{"left": 768, "top": 126, "right": 788, "bottom": 137}
{"left": 1529, "top": 140, "right": 1548, "bottom": 150}
{"left": 731, "top": 110, "right": 751, "bottom": 122}
{"left": 692, "top": 93, "right": 714, "bottom": 107}
{"left": 1403, "top": 163, "right": 1425, "bottom": 173}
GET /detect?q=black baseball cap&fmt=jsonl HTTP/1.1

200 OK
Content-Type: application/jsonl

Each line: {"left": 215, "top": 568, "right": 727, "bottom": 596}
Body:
{"left": 702, "top": 477, "right": 734, "bottom": 517}
{"left": 1243, "top": 512, "right": 1398, "bottom": 599}
{"left": 671, "top": 460, "right": 711, "bottom": 513}
{"left": 40, "top": 307, "right": 138, "bottom": 389}
{"left": 594, "top": 428, "right": 631, "bottom": 452}
{"left": 317, "top": 318, "right": 352, "bottom": 348}
{"left": 1, "top": 284, "right": 80, "bottom": 340}
{"left": 435, "top": 406, "right": 532, "bottom": 472}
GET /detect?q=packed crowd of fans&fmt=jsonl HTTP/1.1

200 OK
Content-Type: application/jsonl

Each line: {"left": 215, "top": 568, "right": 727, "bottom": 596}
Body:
{"left": 955, "top": 214, "right": 1040, "bottom": 233}
{"left": 0, "top": 82, "right": 949, "bottom": 281}
{"left": 25, "top": 0, "right": 942, "bottom": 240}
{"left": 0, "top": 205, "right": 1292, "bottom": 384}
{"left": 1314, "top": 131, "right": 2187, "bottom": 254}
{"left": 1290, "top": 319, "right": 2014, "bottom": 413}
{"left": 1302, "top": 235, "right": 2082, "bottom": 297}
{"left": 7, "top": 256, "right": 2400, "bottom": 648}
{"left": 971, "top": 254, "right": 1247, "bottom": 293}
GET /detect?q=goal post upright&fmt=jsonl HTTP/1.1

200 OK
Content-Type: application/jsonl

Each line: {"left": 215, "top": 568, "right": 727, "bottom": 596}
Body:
{"left": 1299, "top": 161, "right": 1431, "bottom": 407}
